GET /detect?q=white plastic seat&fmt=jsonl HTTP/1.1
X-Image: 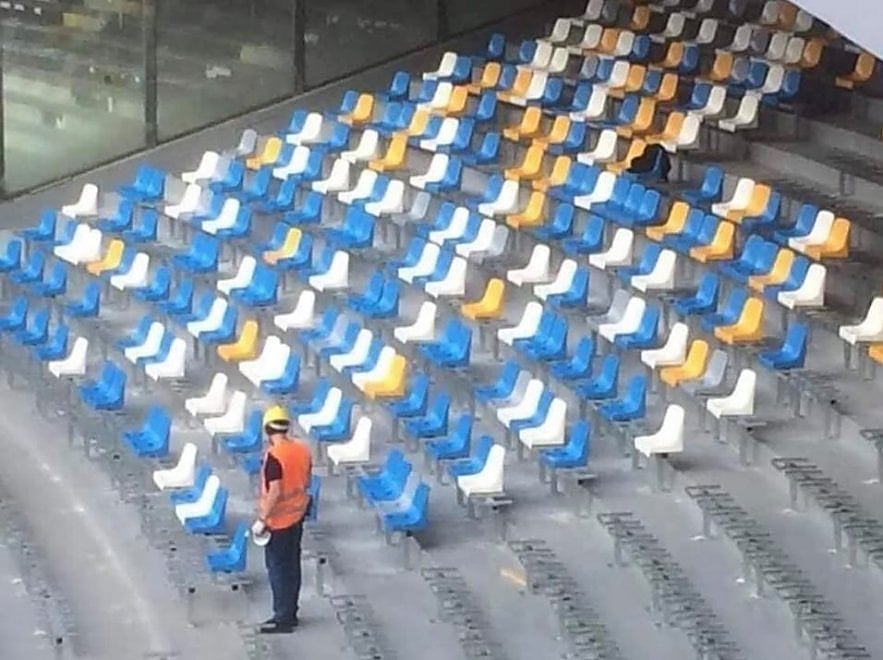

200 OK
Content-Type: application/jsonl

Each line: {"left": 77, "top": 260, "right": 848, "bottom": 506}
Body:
{"left": 778, "top": 264, "right": 825, "bottom": 309}
{"left": 706, "top": 369, "right": 756, "bottom": 419}
{"left": 338, "top": 169, "right": 378, "bottom": 205}
{"left": 641, "top": 323, "right": 689, "bottom": 369}
{"left": 794, "top": 9, "right": 814, "bottom": 33}
{"left": 175, "top": 474, "right": 220, "bottom": 523}
{"left": 534, "top": 259, "right": 577, "bottom": 300}
{"left": 570, "top": 85, "right": 608, "bottom": 122}
{"left": 478, "top": 180, "right": 520, "bottom": 217}
{"left": 187, "top": 298, "right": 228, "bottom": 337}
{"left": 545, "top": 48, "right": 570, "bottom": 74}
{"left": 519, "top": 398, "right": 567, "bottom": 449}
{"left": 601, "top": 60, "right": 630, "bottom": 91}
{"left": 145, "top": 337, "right": 187, "bottom": 381}
{"left": 399, "top": 242, "right": 441, "bottom": 283}
{"left": 298, "top": 387, "right": 343, "bottom": 433}
{"left": 48, "top": 337, "right": 89, "bottom": 378}
{"left": 498, "top": 301, "right": 543, "bottom": 346}
{"left": 203, "top": 390, "right": 247, "bottom": 436}
{"left": 53, "top": 223, "right": 90, "bottom": 262}
{"left": 272, "top": 145, "right": 311, "bottom": 180}
{"left": 573, "top": 171, "right": 617, "bottom": 210}
{"left": 217, "top": 256, "right": 257, "bottom": 295}
{"left": 570, "top": 24, "right": 602, "bottom": 52}
{"left": 425, "top": 257, "right": 467, "bottom": 297}
{"left": 599, "top": 296, "right": 646, "bottom": 342}
{"left": 286, "top": 112, "right": 324, "bottom": 145}
{"left": 506, "top": 244, "right": 552, "bottom": 286}
{"left": 310, "top": 251, "right": 349, "bottom": 292}
{"left": 429, "top": 207, "right": 470, "bottom": 245}
{"left": 838, "top": 298, "right": 883, "bottom": 345}
{"left": 695, "top": 18, "right": 719, "bottom": 45}
{"left": 420, "top": 117, "right": 459, "bottom": 152}
{"left": 424, "top": 51, "right": 457, "bottom": 80}
{"left": 201, "top": 198, "right": 241, "bottom": 235}
{"left": 760, "top": 0, "right": 780, "bottom": 25}
{"left": 577, "top": 129, "right": 617, "bottom": 166}
{"left": 483, "top": 225, "right": 511, "bottom": 261}
{"left": 510, "top": 72, "right": 548, "bottom": 106}
{"left": 457, "top": 444, "right": 506, "bottom": 497}
{"left": 663, "top": 12, "right": 685, "bottom": 38}
{"left": 420, "top": 81, "right": 454, "bottom": 111}
{"left": 394, "top": 301, "right": 438, "bottom": 343}
{"left": 718, "top": 92, "right": 760, "bottom": 132}
{"left": 55, "top": 226, "right": 102, "bottom": 265}
{"left": 545, "top": 17, "right": 572, "bottom": 45}
{"left": 110, "top": 252, "right": 150, "bottom": 291}
{"left": 312, "top": 158, "right": 351, "bottom": 194}
{"left": 711, "top": 178, "right": 755, "bottom": 217}
{"left": 690, "top": 84, "right": 727, "bottom": 119}
{"left": 789, "top": 211, "right": 834, "bottom": 251}
{"left": 730, "top": 24, "right": 752, "bottom": 52}
{"left": 528, "top": 42, "right": 553, "bottom": 70}
{"left": 765, "top": 32, "right": 789, "bottom": 61}
{"left": 182, "top": 151, "right": 220, "bottom": 184}
{"left": 634, "top": 404, "right": 685, "bottom": 457}
{"left": 330, "top": 329, "right": 374, "bottom": 372}
{"left": 274, "top": 290, "right": 316, "bottom": 332}
{"left": 152, "top": 442, "right": 198, "bottom": 490}
{"left": 240, "top": 336, "right": 287, "bottom": 385}
{"left": 61, "top": 183, "right": 99, "bottom": 217}
{"left": 125, "top": 322, "right": 165, "bottom": 363}
{"left": 782, "top": 36, "right": 805, "bottom": 65}
{"left": 341, "top": 129, "right": 380, "bottom": 164}
{"left": 670, "top": 114, "right": 702, "bottom": 152}
{"left": 611, "top": 30, "right": 635, "bottom": 56}
{"left": 365, "top": 179, "right": 405, "bottom": 217}
{"left": 353, "top": 347, "right": 395, "bottom": 390}
{"left": 185, "top": 373, "right": 228, "bottom": 417}
{"left": 589, "top": 228, "right": 633, "bottom": 270}
{"left": 327, "top": 416, "right": 373, "bottom": 467}
{"left": 759, "top": 63, "right": 785, "bottom": 95}
{"left": 410, "top": 154, "right": 451, "bottom": 190}
{"left": 164, "top": 183, "right": 202, "bottom": 220}
{"left": 632, "top": 249, "right": 677, "bottom": 292}
{"left": 455, "top": 219, "right": 495, "bottom": 258}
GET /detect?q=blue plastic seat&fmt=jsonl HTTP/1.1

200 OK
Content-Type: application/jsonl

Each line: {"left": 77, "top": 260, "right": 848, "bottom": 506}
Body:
{"left": 297, "top": 308, "right": 338, "bottom": 345}
{"left": 379, "top": 483, "right": 430, "bottom": 535}
{"left": 118, "top": 164, "right": 166, "bottom": 202}
{"left": 380, "top": 71, "right": 410, "bottom": 102}
{"left": 549, "top": 266, "right": 589, "bottom": 310}
{"left": 34, "top": 324, "right": 69, "bottom": 362}
{"left": 573, "top": 354, "right": 619, "bottom": 401}
{"left": 298, "top": 246, "right": 336, "bottom": 281}
{"left": 741, "top": 191, "right": 782, "bottom": 234}
{"left": 116, "top": 316, "right": 155, "bottom": 351}
{"left": 520, "top": 316, "right": 567, "bottom": 361}
{"left": 325, "top": 206, "right": 375, "bottom": 249}
{"left": 205, "top": 522, "right": 249, "bottom": 573}
{"left": 122, "top": 209, "right": 159, "bottom": 243}
{"left": 290, "top": 379, "right": 332, "bottom": 417}
{"left": 772, "top": 204, "right": 818, "bottom": 245}
{"left": 15, "top": 308, "right": 49, "bottom": 346}
{"left": 51, "top": 219, "right": 79, "bottom": 248}
{"left": 419, "top": 319, "right": 472, "bottom": 368}
{"left": 312, "top": 398, "right": 354, "bottom": 443}
{"left": 184, "top": 487, "right": 228, "bottom": 534}
{"left": 561, "top": 214, "right": 605, "bottom": 255}
{"left": 475, "top": 361, "right": 521, "bottom": 402}
{"left": 257, "top": 222, "right": 292, "bottom": 254}
{"left": 97, "top": 199, "right": 135, "bottom": 233}
{"left": 595, "top": 94, "right": 639, "bottom": 129}
{"left": 161, "top": 280, "right": 196, "bottom": 318}
{"left": 170, "top": 464, "right": 212, "bottom": 505}
{"left": 135, "top": 330, "right": 173, "bottom": 368}
{"left": 763, "top": 256, "right": 810, "bottom": 300}
{"left": 758, "top": 323, "right": 808, "bottom": 370}
{"left": 717, "top": 236, "right": 777, "bottom": 283}
{"left": 700, "top": 287, "right": 749, "bottom": 332}
{"left": 440, "top": 118, "right": 475, "bottom": 154}
{"left": 510, "top": 390, "right": 553, "bottom": 435}
{"left": 614, "top": 306, "right": 660, "bottom": 350}
{"left": 616, "top": 243, "right": 662, "bottom": 283}
{"left": 540, "top": 421, "right": 590, "bottom": 469}
{"left": 261, "top": 353, "right": 301, "bottom": 396}
{"left": 0, "top": 297, "right": 27, "bottom": 332}
{"left": 672, "top": 272, "right": 719, "bottom": 317}
{"left": 63, "top": 282, "right": 101, "bottom": 319}
{"left": 172, "top": 234, "right": 219, "bottom": 275}
{"left": 446, "top": 436, "right": 493, "bottom": 479}
{"left": 485, "top": 33, "right": 505, "bottom": 61}
{"left": 133, "top": 266, "right": 171, "bottom": 303}
{"left": 0, "top": 238, "right": 22, "bottom": 274}
{"left": 348, "top": 272, "right": 383, "bottom": 312}
{"left": 199, "top": 306, "right": 237, "bottom": 347}
{"left": 415, "top": 203, "right": 456, "bottom": 238}
{"left": 548, "top": 121, "right": 587, "bottom": 156}
{"left": 550, "top": 164, "right": 598, "bottom": 201}
{"left": 681, "top": 166, "right": 723, "bottom": 207}
{"left": 31, "top": 262, "right": 67, "bottom": 299}
{"left": 404, "top": 392, "right": 450, "bottom": 439}
{"left": 550, "top": 337, "right": 594, "bottom": 381}
{"left": 423, "top": 157, "right": 463, "bottom": 194}
{"left": 533, "top": 203, "right": 575, "bottom": 241}
{"left": 256, "top": 175, "right": 297, "bottom": 213}
{"left": 424, "top": 414, "right": 473, "bottom": 462}
{"left": 222, "top": 411, "right": 262, "bottom": 454}
{"left": 315, "top": 321, "right": 360, "bottom": 360}
{"left": 79, "top": 360, "right": 126, "bottom": 411}
{"left": 678, "top": 81, "right": 711, "bottom": 113}
{"left": 123, "top": 405, "right": 171, "bottom": 457}
{"left": 471, "top": 90, "right": 499, "bottom": 123}
{"left": 386, "top": 373, "right": 429, "bottom": 418}
{"left": 276, "top": 232, "right": 313, "bottom": 272}
{"left": 10, "top": 250, "right": 45, "bottom": 285}
{"left": 465, "top": 174, "right": 503, "bottom": 210}
{"left": 357, "top": 449, "right": 411, "bottom": 502}
{"left": 230, "top": 264, "right": 278, "bottom": 308}
{"left": 215, "top": 206, "right": 253, "bottom": 241}
{"left": 18, "top": 210, "right": 56, "bottom": 244}
{"left": 460, "top": 131, "right": 501, "bottom": 167}
{"left": 598, "top": 375, "right": 647, "bottom": 423}
{"left": 210, "top": 161, "right": 245, "bottom": 193}
{"left": 663, "top": 208, "right": 706, "bottom": 252}
{"left": 283, "top": 191, "right": 323, "bottom": 227}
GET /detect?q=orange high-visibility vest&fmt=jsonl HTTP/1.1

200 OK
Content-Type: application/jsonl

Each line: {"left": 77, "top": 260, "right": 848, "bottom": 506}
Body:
{"left": 261, "top": 440, "right": 312, "bottom": 531}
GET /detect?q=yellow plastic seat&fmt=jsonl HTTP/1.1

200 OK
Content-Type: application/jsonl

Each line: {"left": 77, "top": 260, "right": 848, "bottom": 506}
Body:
{"left": 363, "top": 355, "right": 408, "bottom": 399}
{"left": 86, "top": 239, "right": 125, "bottom": 276}
{"left": 868, "top": 343, "right": 883, "bottom": 366}
{"left": 245, "top": 136, "right": 282, "bottom": 170}
{"left": 631, "top": 5, "right": 650, "bottom": 30}
{"left": 405, "top": 109, "right": 431, "bottom": 137}
{"left": 498, "top": 69, "right": 533, "bottom": 103}
{"left": 461, "top": 278, "right": 505, "bottom": 320}
{"left": 660, "top": 340, "right": 709, "bottom": 387}
{"left": 778, "top": 3, "right": 797, "bottom": 29}
{"left": 726, "top": 184, "right": 771, "bottom": 223}
{"left": 646, "top": 201, "right": 689, "bottom": 242}
{"left": 804, "top": 217, "right": 851, "bottom": 260}
{"left": 714, "top": 297, "right": 764, "bottom": 345}
{"left": 504, "top": 144, "right": 545, "bottom": 181}
{"left": 749, "top": 249, "right": 794, "bottom": 292}
{"left": 444, "top": 86, "right": 469, "bottom": 116}
{"left": 801, "top": 39, "right": 824, "bottom": 69}
{"left": 609, "top": 64, "right": 647, "bottom": 99}
{"left": 598, "top": 28, "right": 620, "bottom": 54}
{"left": 369, "top": 134, "right": 408, "bottom": 172}
{"left": 645, "top": 111, "right": 685, "bottom": 146}
{"left": 618, "top": 97, "right": 656, "bottom": 138}
{"left": 607, "top": 138, "right": 646, "bottom": 174}
{"left": 836, "top": 52, "right": 876, "bottom": 89}
{"left": 661, "top": 42, "right": 685, "bottom": 69}
{"left": 533, "top": 156, "right": 572, "bottom": 192}
{"left": 344, "top": 93, "right": 375, "bottom": 126}
{"left": 506, "top": 191, "right": 546, "bottom": 230}
{"left": 264, "top": 228, "right": 302, "bottom": 265}
{"left": 655, "top": 72, "right": 679, "bottom": 102}
{"left": 467, "top": 62, "right": 501, "bottom": 95}
{"left": 502, "top": 106, "right": 542, "bottom": 142}
{"left": 708, "top": 52, "right": 734, "bottom": 82}
{"left": 217, "top": 320, "right": 259, "bottom": 362}
{"left": 533, "top": 116, "right": 571, "bottom": 149}
{"left": 690, "top": 221, "right": 735, "bottom": 262}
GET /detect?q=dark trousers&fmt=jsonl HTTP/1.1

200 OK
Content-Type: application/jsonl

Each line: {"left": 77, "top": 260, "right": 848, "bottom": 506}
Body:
{"left": 264, "top": 521, "right": 303, "bottom": 624}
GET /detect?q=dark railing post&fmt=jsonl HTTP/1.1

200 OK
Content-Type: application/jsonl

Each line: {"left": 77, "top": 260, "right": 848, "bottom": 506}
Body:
{"left": 293, "top": 0, "right": 306, "bottom": 93}
{"left": 142, "top": 0, "right": 158, "bottom": 146}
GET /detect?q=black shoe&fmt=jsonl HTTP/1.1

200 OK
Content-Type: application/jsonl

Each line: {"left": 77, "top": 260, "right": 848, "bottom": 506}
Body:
{"left": 259, "top": 618, "right": 296, "bottom": 634}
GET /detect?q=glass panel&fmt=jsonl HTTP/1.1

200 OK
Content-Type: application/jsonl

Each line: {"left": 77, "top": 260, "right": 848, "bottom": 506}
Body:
{"left": 445, "top": 0, "right": 541, "bottom": 34}
{"left": 156, "top": 0, "right": 294, "bottom": 140}
{"left": 1, "top": 0, "right": 146, "bottom": 195}
{"left": 305, "top": 0, "right": 437, "bottom": 88}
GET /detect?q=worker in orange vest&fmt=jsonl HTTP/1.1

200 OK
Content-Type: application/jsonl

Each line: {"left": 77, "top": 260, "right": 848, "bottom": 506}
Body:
{"left": 254, "top": 405, "right": 312, "bottom": 634}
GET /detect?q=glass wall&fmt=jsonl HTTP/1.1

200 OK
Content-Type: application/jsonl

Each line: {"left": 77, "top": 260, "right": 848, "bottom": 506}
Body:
{"left": 0, "top": 0, "right": 551, "bottom": 198}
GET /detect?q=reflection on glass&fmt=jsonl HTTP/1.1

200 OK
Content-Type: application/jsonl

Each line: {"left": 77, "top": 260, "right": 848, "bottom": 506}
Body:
{"left": 2, "top": 1, "right": 146, "bottom": 194}
{"left": 156, "top": 0, "right": 294, "bottom": 140}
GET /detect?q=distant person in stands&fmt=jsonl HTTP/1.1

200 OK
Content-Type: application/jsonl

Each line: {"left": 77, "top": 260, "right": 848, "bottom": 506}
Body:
{"left": 253, "top": 405, "right": 312, "bottom": 634}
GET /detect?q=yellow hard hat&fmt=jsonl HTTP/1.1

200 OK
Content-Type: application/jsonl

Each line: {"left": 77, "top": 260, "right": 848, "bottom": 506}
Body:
{"left": 262, "top": 404, "right": 290, "bottom": 432}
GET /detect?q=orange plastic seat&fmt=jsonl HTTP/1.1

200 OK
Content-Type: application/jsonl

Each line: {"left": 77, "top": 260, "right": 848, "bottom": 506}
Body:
{"left": 504, "top": 145, "right": 545, "bottom": 182}
{"left": 690, "top": 221, "right": 735, "bottom": 262}
{"left": 801, "top": 39, "right": 824, "bottom": 69}
{"left": 533, "top": 156, "right": 572, "bottom": 192}
{"left": 461, "top": 278, "right": 505, "bottom": 320}
{"left": 749, "top": 249, "right": 794, "bottom": 292}
{"left": 245, "top": 136, "right": 282, "bottom": 170}
{"left": 836, "top": 52, "right": 876, "bottom": 89}
{"left": 645, "top": 111, "right": 685, "bottom": 146}
{"left": 498, "top": 69, "right": 533, "bottom": 103}
{"left": 344, "top": 93, "right": 375, "bottom": 126}
{"left": 217, "top": 320, "right": 259, "bottom": 362}
{"left": 618, "top": 97, "right": 657, "bottom": 138}
{"left": 610, "top": 64, "right": 646, "bottom": 99}
{"left": 646, "top": 201, "right": 689, "bottom": 242}
{"left": 708, "top": 52, "right": 734, "bottom": 82}
{"left": 405, "top": 109, "right": 431, "bottom": 137}
{"left": 444, "top": 86, "right": 469, "bottom": 116}
{"left": 661, "top": 42, "right": 685, "bottom": 69}
{"left": 607, "top": 138, "right": 646, "bottom": 174}
{"left": 727, "top": 184, "right": 771, "bottom": 223}
{"left": 631, "top": 5, "right": 650, "bottom": 30}
{"left": 363, "top": 355, "right": 408, "bottom": 399}
{"left": 264, "top": 228, "right": 302, "bottom": 265}
{"left": 533, "top": 116, "right": 571, "bottom": 148}
{"left": 778, "top": 3, "right": 797, "bottom": 29}
{"left": 86, "top": 239, "right": 124, "bottom": 276}
{"left": 467, "top": 62, "right": 501, "bottom": 95}
{"left": 369, "top": 133, "right": 408, "bottom": 172}
{"left": 506, "top": 191, "right": 546, "bottom": 230}
{"left": 804, "top": 217, "right": 850, "bottom": 260}
{"left": 715, "top": 297, "right": 764, "bottom": 345}
{"left": 868, "top": 343, "right": 883, "bottom": 366}
{"left": 655, "top": 72, "right": 679, "bottom": 102}
{"left": 598, "top": 28, "right": 620, "bottom": 54}
{"left": 502, "top": 107, "right": 542, "bottom": 142}
{"left": 660, "top": 340, "right": 709, "bottom": 387}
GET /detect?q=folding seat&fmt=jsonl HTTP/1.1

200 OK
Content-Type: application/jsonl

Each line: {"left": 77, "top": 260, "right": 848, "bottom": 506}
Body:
{"left": 777, "top": 264, "right": 825, "bottom": 310}
{"left": 588, "top": 228, "right": 633, "bottom": 270}
{"left": 18, "top": 211, "right": 56, "bottom": 246}
{"left": 641, "top": 321, "right": 689, "bottom": 371}
{"left": 634, "top": 404, "right": 685, "bottom": 458}
{"left": 119, "top": 165, "right": 166, "bottom": 202}
{"left": 689, "top": 217, "right": 735, "bottom": 263}
{"left": 717, "top": 92, "right": 760, "bottom": 132}
{"left": 185, "top": 373, "right": 229, "bottom": 418}
{"left": 506, "top": 191, "right": 547, "bottom": 231}
{"left": 410, "top": 154, "right": 463, "bottom": 194}
{"left": 420, "top": 318, "right": 472, "bottom": 368}
{"left": 660, "top": 340, "right": 709, "bottom": 388}
{"left": 573, "top": 354, "right": 619, "bottom": 405}
{"left": 614, "top": 305, "right": 660, "bottom": 350}
{"left": 718, "top": 236, "right": 777, "bottom": 283}
{"left": 706, "top": 368, "right": 756, "bottom": 421}
{"left": 506, "top": 244, "right": 551, "bottom": 286}
{"left": 394, "top": 301, "right": 437, "bottom": 344}
{"left": 561, "top": 214, "right": 605, "bottom": 256}
{"left": 61, "top": 183, "right": 99, "bottom": 218}
{"left": 78, "top": 360, "right": 126, "bottom": 411}
{"left": 96, "top": 199, "right": 135, "bottom": 234}
{"left": 835, "top": 51, "right": 876, "bottom": 90}
{"left": 758, "top": 323, "right": 807, "bottom": 371}
{"left": 517, "top": 314, "right": 567, "bottom": 362}
{"left": 794, "top": 216, "right": 849, "bottom": 259}
{"left": 714, "top": 297, "right": 764, "bottom": 345}
{"left": 599, "top": 296, "right": 645, "bottom": 343}
{"left": 497, "top": 301, "right": 543, "bottom": 347}
{"left": 171, "top": 234, "right": 219, "bottom": 275}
